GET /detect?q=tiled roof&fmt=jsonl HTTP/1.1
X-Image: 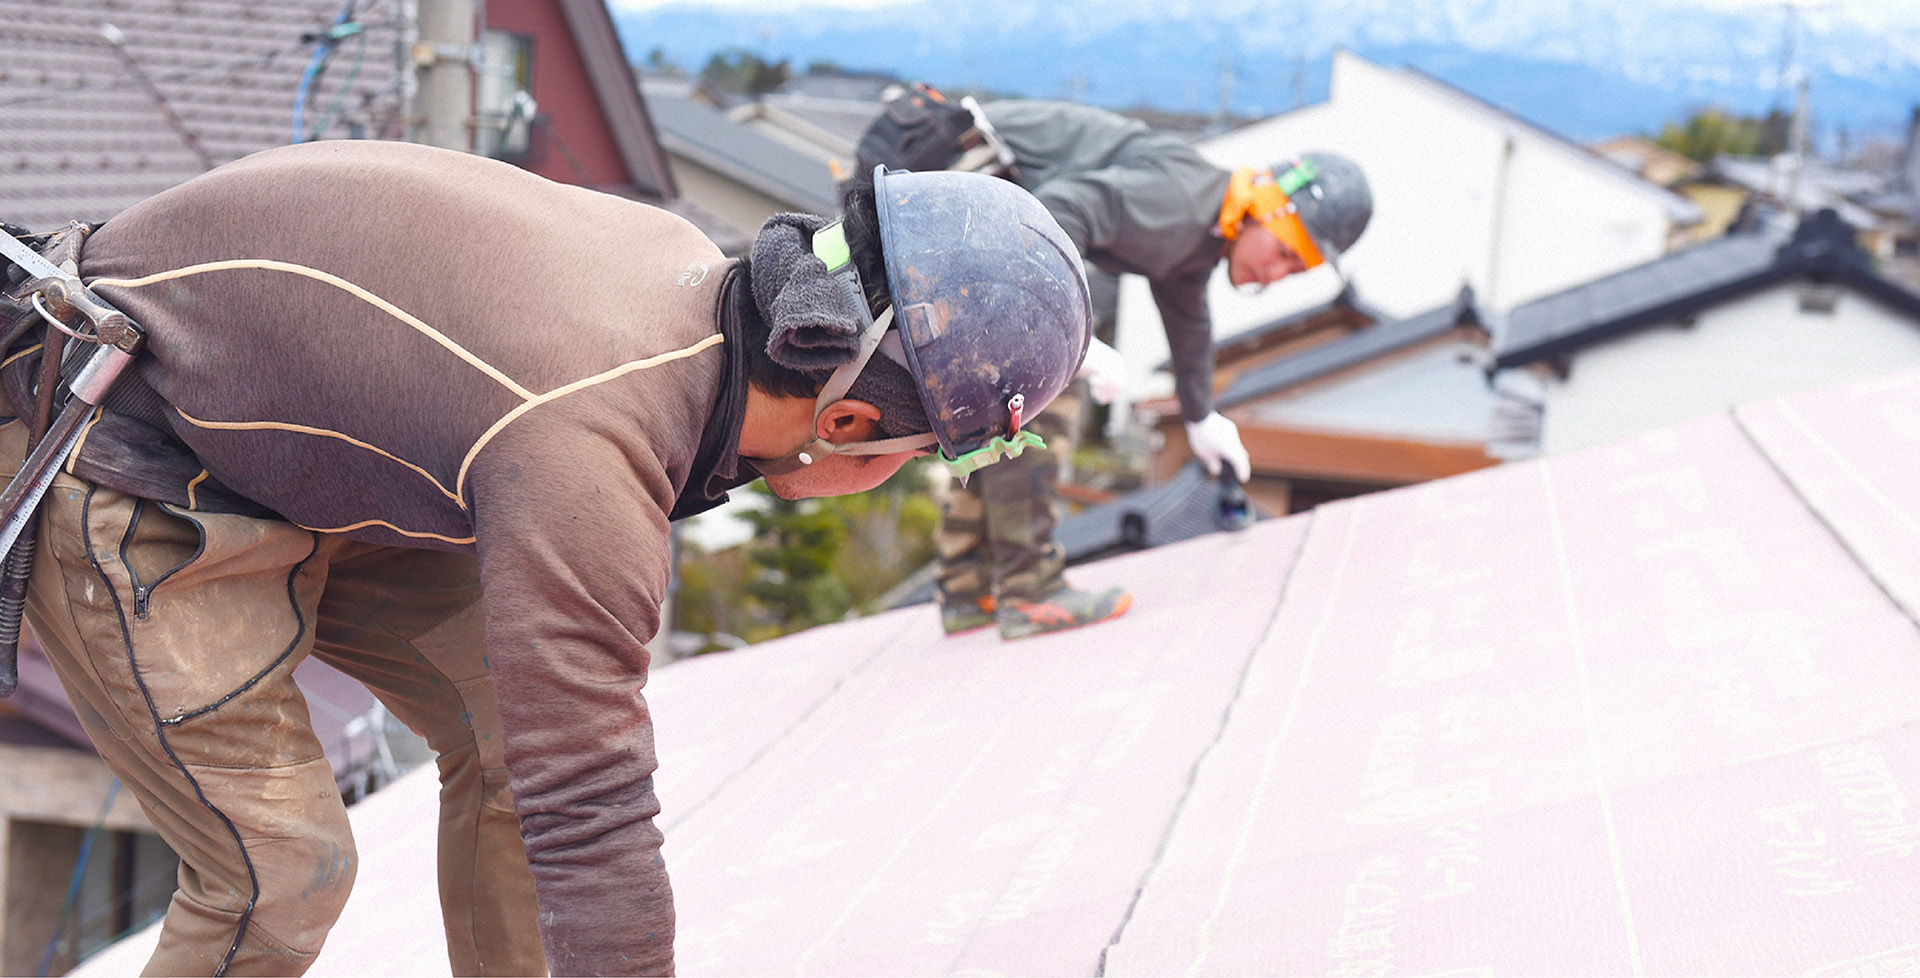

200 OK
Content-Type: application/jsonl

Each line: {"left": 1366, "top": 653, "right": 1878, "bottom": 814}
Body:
{"left": 642, "top": 77, "right": 840, "bottom": 215}
{"left": 0, "top": 0, "right": 405, "bottom": 230}
{"left": 79, "top": 360, "right": 1920, "bottom": 975}
{"left": 1216, "top": 285, "right": 1484, "bottom": 408}
{"left": 1153, "top": 286, "right": 1382, "bottom": 377}
{"left": 1708, "top": 155, "right": 1882, "bottom": 229}
{"left": 1052, "top": 460, "right": 1265, "bottom": 563}
{"left": 1496, "top": 208, "right": 1920, "bottom": 367}
{"left": 753, "top": 89, "right": 882, "bottom": 147}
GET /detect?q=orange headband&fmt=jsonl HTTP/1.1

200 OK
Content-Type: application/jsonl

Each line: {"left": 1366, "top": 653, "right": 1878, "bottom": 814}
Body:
{"left": 1218, "top": 166, "right": 1326, "bottom": 270}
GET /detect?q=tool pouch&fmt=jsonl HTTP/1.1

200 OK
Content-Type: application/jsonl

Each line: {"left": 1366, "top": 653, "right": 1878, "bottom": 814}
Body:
{"left": 0, "top": 221, "right": 92, "bottom": 697}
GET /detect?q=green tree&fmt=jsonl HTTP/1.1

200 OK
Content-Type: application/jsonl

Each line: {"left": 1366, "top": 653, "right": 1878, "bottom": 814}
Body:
{"left": 641, "top": 46, "right": 682, "bottom": 77}
{"left": 697, "top": 48, "right": 791, "bottom": 99}
{"left": 1655, "top": 107, "right": 1792, "bottom": 163}
{"left": 674, "top": 458, "right": 942, "bottom": 651}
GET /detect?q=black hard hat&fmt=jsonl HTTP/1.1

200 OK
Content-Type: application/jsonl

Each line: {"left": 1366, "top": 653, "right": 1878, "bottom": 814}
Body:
{"left": 1284, "top": 151, "right": 1372, "bottom": 262}
{"left": 873, "top": 166, "right": 1093, "bottom": 466}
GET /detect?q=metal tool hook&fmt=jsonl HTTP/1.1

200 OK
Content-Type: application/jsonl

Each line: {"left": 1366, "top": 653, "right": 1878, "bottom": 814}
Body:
{"left": 31, "top": 292, "right": 97, "bottom": 342}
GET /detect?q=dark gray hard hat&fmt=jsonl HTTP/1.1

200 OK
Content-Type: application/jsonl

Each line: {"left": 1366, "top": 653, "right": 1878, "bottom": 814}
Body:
{"left": 1283, "top": 151, "right": 1373, "bottom": 262}
{"left": 873, "top": 165, "right": 1093, "bottom": 463}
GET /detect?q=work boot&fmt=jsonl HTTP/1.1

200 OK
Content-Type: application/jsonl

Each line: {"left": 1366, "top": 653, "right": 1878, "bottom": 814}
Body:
{"left": 997, "top": 585, "right": 1132, "bottom": 640}
{"left": 941, "top": 593, "right": 997, "bottom": 636}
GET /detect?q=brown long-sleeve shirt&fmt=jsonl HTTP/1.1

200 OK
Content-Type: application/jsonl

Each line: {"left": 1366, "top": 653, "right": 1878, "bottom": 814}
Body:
{"left": 67, "top": 140, "right": 733, "bottom": 975}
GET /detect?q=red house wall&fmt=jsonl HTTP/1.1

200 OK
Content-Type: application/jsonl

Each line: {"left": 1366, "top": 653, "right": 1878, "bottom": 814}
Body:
{"left": 485, "top": 0, "right": 630, "bottom": 188}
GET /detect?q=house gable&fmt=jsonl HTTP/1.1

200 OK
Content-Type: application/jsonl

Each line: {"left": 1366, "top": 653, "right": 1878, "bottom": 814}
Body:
{"left": 1188, "top": 49, "right": 1698, "bottom": 318}
{"left": 490, "top": 0, "right": 637, "bottom": 193}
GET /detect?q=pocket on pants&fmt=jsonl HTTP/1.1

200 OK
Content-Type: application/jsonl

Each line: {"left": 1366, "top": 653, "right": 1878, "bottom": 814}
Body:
{"left": 42, "top": 481, "right": 324, "bottom": 733}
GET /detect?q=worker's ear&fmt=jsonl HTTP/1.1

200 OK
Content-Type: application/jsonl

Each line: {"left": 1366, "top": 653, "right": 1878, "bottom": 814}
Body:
{"left": 816, "top": 398, "right": 883, "bottom": 444}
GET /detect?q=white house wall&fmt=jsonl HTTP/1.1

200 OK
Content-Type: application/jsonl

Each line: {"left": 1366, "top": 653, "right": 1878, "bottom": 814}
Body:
{"left": 1495, "top": 133, "right": 1678, "bottom": 312}
{"left": 1114, "top": 51, "right": 1692, "bottom": 423}
{"left": 662, "top": 154, "right": 787, "bottom": 240}
{"left": 1242, "top": 339, "right": 1498, "bottom": 443}
{"left": 1211, "top": 50, "right": 1686, "bottom": 316}
{"left": 1534, "top": 285, "right": 1920, "bottom": 454}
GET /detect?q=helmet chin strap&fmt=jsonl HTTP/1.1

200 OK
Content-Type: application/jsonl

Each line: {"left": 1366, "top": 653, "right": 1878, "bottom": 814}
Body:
{"left": 747, "top": 220, "right": 941, "bottom": 477}
{"left": 746, "top": 305, "right": 939, "bottom": 477}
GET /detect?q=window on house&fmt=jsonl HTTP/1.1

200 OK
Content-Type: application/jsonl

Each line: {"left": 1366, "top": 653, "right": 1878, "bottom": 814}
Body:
{"left": 28, "top": 822, "right": 179, "bottom": 973}
{"left": 475, "top": 31, "right": 534, "bottom": 161}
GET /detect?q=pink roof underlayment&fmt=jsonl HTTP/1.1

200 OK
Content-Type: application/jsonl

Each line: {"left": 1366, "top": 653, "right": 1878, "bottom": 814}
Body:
{"left": 78, "top": 366, "right": 1920, "bottom": 976}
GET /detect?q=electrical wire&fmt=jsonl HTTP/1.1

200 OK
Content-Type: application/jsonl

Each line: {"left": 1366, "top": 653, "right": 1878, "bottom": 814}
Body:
{"left": 37, "top": 779, "right": 121, "bottom": 977}
{"left": 292, "top": 0, "right": 359, "bottom": 144}
{"left": 303, "top": 27, "right": 368, "bottom": 141}
{"left": 60, "top": 857, "right": 182, "bottom": 969}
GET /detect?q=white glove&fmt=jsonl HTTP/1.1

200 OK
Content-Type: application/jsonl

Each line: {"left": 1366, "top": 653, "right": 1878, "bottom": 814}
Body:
{"left": 1075, "top": 338, "right": 1128, "bottom": 405}
{"left": 1186, "top": 411, "right": 1251, "bottom": 482}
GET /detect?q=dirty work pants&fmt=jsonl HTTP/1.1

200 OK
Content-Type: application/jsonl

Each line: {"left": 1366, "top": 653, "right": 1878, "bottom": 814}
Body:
{"left": 934, "top": 395, "right": 1078, "bottom": 606}
{"left": 8, "top": 424, "right": 545, "bottom": 976}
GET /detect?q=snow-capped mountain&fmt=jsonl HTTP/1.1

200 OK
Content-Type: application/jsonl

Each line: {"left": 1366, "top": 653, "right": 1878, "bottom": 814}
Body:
{"left": 614, "top": 0, "right": 1920, "bottom": 145}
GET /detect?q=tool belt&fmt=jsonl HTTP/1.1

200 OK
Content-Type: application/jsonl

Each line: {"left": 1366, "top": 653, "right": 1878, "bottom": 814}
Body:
{"left": 0, "top": 222, "right": 267, "bottom": 697}
{"left": 0, "top": 226, "right": 277, "bottom": 517}
{"left": 0, "top": 221, "right": 101, "bottom": 696}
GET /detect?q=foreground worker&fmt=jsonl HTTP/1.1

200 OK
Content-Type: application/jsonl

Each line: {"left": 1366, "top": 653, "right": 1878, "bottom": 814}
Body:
{"left": 0, "top": 141, "right": 1091, "bottom": 976}
{"left": 855, "top": 89, "right": 1373, "bottom": 639}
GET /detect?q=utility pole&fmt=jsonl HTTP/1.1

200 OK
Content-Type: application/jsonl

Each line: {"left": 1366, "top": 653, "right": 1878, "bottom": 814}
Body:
{"left": 411, "top": 0, "right": 476, "bottom": 151}
{"left": 1779, "top": 2, "right": 1809, "bottom": 216}
{"left": 1214, "top": 50, "right": 1233, "bottom": 130}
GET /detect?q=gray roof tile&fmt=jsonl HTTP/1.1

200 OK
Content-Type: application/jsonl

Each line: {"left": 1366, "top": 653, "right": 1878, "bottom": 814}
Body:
{"left": 1495, "top": 209, "right": 1920, "bottom": 367}
{"left": 1054, "top": 461, "right": 1263, "bottom": 563}
{"left": 1217, "top": 287, "right": 1483, "bottom": 407}
{"left": 643, "top": 80, "right": 840, "bottom": 215}
{"left": 1497, "top": 227, "right": 1787, "bottom": 361}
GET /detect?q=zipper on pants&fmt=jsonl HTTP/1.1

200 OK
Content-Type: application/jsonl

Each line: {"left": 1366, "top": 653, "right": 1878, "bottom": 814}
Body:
{"left": 118, "top": 499, "right": 205, "bottom": 620}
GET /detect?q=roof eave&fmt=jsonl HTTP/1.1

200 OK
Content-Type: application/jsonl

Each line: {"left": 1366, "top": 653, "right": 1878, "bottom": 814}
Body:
{"left": 1492, "top": 262, "right": 1793, "bottom": 369}
{"left": 656, "top": 131, "right": 836, "bottom": 213}
{"left": 556, "top": 0, "right": 678, "bottom": 200}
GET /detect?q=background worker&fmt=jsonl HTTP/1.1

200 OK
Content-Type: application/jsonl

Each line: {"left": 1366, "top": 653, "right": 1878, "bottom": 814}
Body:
{"left": 0, "top": 144, "right": 1091, "bottom": 976}
{"left": 855, "top": 89, "right": 1373, "bottom": 639}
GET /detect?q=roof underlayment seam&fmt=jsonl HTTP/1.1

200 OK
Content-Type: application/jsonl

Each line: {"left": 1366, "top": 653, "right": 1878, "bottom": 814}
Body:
{"left": 1159, "top": 503, "right": 1363, "bottom": 974}
{"left": 1536, "top": 456, "right": 1648, "bottom": 975}
{"left": 1730, "top": 404, "right": 1920, "bottom": 631}
{"left": 1094, "top": 510, "right": 1318, "bottom": 975}
{"left": 659, "top": 622, "right": 907, "bottom": 833}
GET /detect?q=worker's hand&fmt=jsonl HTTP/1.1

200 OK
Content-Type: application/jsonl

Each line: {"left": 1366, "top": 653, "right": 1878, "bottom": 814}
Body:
{"left": 1076, "top": 338, "right": 1127, "bottom": 405}
{"left": 1186, "top": 412, "right": 1251, "bottom": 482}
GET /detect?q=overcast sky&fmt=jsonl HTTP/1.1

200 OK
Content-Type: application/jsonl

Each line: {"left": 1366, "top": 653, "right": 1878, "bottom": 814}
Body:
{"left": 612, "top": 0, "right": 1920, "bottom": 8}
{"left": 611, "top": 0, "right": 1920, "bottom": 17}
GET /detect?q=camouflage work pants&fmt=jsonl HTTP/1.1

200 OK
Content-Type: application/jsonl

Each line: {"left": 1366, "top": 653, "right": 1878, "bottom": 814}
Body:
{"left": 934, "top": 395, "right": 1078, "bottom": 606}
{"left": 8, "top": 419, "right": 544, "bottom": 977}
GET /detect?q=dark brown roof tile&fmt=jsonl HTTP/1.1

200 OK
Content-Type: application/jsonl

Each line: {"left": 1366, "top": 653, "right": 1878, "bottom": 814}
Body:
{"left": 1, "top": 0, "right": 405, "bottom": 230}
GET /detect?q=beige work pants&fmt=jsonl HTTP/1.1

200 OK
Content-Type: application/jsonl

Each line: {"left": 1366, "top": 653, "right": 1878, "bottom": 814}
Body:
{"left": 9, "top": 423, "right": 545, "bottom": 976}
